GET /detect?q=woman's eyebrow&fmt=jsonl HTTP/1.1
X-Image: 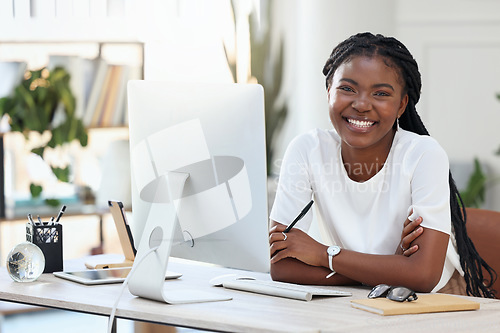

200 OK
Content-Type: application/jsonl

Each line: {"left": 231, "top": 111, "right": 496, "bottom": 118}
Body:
{"left": 373, "top": 83, "right": 395, "bottom": 91}
{"left": 339, "top": 78, "right": 357, "bottom": 85}
{"left": 339, "top": 79, "right": 395, "bottom": 92}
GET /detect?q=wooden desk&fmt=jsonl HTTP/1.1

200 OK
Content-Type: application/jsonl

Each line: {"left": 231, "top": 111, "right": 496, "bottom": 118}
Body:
{"left": 1, "top": 258, "right": 500, "bottom": 333}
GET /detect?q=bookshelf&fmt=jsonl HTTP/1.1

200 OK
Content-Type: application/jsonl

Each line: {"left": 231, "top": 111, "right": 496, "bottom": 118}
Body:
{"left": 0, "top": 3, "right": 144, "bottom": 219}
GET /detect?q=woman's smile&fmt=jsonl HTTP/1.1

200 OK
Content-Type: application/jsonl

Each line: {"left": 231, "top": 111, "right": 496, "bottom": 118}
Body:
{"left": 345, "top": 117, "right": 377, "bottom": 131}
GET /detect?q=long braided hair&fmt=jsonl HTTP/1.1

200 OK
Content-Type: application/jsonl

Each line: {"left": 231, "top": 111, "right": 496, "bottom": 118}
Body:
{"left": 322, "top": 32, "right": 496, "bottom": 298}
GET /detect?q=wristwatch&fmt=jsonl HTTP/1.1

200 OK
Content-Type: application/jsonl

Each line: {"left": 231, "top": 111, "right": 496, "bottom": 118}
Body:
{"left": 326, "top": 245, "right": 341, "bottom": 278}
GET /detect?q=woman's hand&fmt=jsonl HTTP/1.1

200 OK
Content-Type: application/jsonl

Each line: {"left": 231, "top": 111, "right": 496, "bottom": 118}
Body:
{"left": 396, "top": 214, "right": 423, "bottom": 256}
{"left": 269, "top": 223, "right": 327, "bottom": 267}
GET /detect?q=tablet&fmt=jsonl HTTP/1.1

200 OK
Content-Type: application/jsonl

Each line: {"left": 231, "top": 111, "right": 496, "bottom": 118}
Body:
{"left": 53, "top": 267, "right": 182, "bottom": 285}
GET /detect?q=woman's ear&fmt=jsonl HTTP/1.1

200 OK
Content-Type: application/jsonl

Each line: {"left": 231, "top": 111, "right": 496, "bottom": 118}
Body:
{"left": 398, "top": 94, "right": 409, "bottom": 118}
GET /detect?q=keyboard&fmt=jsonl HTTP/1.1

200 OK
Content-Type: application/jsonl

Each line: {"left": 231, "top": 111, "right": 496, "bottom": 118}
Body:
{"left": 221, "top": 278, "right": 352, "bottom": 301}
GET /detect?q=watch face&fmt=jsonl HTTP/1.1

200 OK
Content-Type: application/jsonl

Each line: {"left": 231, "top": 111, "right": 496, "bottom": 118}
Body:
{"left": 328, "top": 246, "right": 340, "bottom": 256}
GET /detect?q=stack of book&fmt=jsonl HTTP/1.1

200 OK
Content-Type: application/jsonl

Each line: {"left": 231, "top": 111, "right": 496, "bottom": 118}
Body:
{"left": 47, "top": 55, "right": 141, "bottom": 128}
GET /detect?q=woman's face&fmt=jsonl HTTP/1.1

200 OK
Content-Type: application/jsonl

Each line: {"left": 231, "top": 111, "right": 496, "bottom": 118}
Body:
{"left": 328, "top": 55, "right": 408, "bottom": 154}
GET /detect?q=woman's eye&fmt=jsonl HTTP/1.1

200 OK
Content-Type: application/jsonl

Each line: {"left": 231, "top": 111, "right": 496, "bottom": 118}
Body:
{"left": 374, "top": 91, "right": 390, "bottom": 97}
{"left": 338, "top": 86, "right": 354, "bottom": 92}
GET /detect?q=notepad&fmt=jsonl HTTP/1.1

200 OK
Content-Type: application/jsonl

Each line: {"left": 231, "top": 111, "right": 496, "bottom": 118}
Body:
{"left": 351, "top": 293, "right": 480, "bottom": 316}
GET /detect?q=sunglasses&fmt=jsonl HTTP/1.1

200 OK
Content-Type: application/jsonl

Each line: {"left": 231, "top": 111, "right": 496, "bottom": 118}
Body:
{"left": 368, "top": 284, "right": 418, "bottom": 302}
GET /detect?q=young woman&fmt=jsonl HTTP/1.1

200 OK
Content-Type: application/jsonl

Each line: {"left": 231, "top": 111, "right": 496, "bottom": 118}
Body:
{"left": 268, "top": 32, "right": 496, "bottom": 298}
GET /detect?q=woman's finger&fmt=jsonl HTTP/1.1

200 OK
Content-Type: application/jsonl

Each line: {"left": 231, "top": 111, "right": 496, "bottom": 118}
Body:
{"left": 269, "top": 231, "right": 288, "bottom": 244}
{"left": 402, "top": 216, "right": 422, "bottom": 234}
{"left": 402, "top": 226, "right": 423, "bottom": 245}
{"left": 269, "top": 223, "right": 286, "bottom": 236}
{"left": 270, "top": 247, "right": 289, "bottom": 263}
{"left": 403, "top": 244, "right": 419, "bottom": 257}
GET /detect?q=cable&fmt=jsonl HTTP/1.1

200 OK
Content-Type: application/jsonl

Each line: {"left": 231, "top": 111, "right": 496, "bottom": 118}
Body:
{"left": 107, "top": 246, "right": 159, "bottom": 333}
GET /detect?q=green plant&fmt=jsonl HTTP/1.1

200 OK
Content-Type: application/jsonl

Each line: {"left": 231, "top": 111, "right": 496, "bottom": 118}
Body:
{"left": 0, "top": 66, "right": 88, "bottom": 204}
{"left": 225, "top": 1, "right": 288, "bottom": 175}
{"left": 459, "top": 158, "right": 486, "bottom": 208}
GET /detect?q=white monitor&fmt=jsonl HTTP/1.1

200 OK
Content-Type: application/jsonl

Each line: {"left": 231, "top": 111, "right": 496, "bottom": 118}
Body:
{"left": 126, "top": 81, "right": 270, "bottom": 303}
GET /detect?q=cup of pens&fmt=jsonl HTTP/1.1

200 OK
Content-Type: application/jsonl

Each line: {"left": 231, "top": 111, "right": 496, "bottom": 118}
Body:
{"left": 25, "top": 205, "right": 66, "bottom": 273}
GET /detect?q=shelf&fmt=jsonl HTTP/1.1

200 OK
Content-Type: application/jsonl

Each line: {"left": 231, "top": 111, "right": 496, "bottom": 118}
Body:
{"left": 0, "top": 202, "right": 105, "bottom": 222}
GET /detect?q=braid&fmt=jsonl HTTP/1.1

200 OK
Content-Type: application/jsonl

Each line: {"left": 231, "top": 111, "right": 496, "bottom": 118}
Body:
{"left": 323, "top": 32, "right": 497, "bottom": 298}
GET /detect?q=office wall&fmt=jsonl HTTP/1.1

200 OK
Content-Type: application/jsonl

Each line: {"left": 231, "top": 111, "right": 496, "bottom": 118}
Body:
{"left": 141, "top": 0, "right": 500, "bottom": 211}
{"left": 395, "top": 0, "right": 500, "bottom": 210}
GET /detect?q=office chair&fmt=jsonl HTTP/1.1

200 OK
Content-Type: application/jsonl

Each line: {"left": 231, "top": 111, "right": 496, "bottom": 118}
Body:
{"left": 466, "top": 207, "right": 500, "bottom": 299}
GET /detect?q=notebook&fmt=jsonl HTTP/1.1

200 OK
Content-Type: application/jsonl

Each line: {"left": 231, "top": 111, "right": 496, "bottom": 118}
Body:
{"left": 351, "top": 293, "right": 480, "bottom": 316}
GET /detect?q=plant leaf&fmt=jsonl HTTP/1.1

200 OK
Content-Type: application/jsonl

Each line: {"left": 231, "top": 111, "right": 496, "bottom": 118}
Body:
{"left": 51, "top": 166, "right": 70, "bottom": 183}
{"left": 30, "top": 183, "right": 43, "bottom": 198}
{"left": 45, "top": 198, "right": 60, "bottom": 207}
{"left": 459, "top": 158, "right": 487, "bottom": 208}
{"left": 31, "top": 147, "right": 45, "bottom": 157}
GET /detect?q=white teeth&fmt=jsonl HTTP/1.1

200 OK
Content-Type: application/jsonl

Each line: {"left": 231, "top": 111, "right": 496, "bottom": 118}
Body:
{"left": 348, "top": 118, "right": 374, "bottom": 128}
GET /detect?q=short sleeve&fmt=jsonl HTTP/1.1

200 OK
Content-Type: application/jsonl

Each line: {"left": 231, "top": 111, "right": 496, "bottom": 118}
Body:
{"left": 406, "top": 139, "right": 451, "bottom": 235}
{"left": 270, "top": 134, "right": 314, "bottom": 231}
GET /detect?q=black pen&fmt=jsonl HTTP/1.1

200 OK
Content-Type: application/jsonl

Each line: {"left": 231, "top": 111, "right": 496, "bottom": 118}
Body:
{"left": 283, "top": 200, "right": 314, "bottom": 233}
{"left": 55, "top": 205, "right": 66, "bottom": 223}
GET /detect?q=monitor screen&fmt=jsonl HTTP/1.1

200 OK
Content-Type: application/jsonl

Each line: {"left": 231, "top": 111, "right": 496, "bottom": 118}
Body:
{"left": 127, "top": 81, "right": 270, "bottom": 273}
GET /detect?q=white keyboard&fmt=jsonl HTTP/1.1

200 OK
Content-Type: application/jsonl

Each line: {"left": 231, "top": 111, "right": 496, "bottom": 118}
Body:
{"left": 245, "top": 279, "right": 352, "bottom": 296}
{"left": 221, "top": 278, "right": 352, "bottom": 301}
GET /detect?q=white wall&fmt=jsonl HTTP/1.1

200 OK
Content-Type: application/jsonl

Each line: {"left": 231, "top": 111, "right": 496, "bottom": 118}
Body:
{"left": 142, "top": 0, "right": 500, "bottom": 211}
{"left": 395, "top": 0, "right": 500, "bottom": 210}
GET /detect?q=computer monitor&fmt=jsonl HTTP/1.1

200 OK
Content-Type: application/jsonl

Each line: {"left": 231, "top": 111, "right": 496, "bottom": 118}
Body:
{"left": 126, "top": 81, "right": 270, "bottom": 303}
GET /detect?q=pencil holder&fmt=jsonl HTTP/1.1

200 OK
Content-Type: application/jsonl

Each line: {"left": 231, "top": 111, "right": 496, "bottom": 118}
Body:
{"left": 26, "top": 222, "right": 63, "bottom": 273}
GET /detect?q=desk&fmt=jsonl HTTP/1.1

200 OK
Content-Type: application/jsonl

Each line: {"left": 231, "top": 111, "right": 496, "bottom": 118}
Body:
{"left": 1, "top": 258, "right": 500, "bottom": 333}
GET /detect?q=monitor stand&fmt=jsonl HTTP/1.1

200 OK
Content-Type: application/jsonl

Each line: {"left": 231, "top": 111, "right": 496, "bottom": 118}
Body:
{"left": 127, "top": 171, "right": 231, "bottom": 304}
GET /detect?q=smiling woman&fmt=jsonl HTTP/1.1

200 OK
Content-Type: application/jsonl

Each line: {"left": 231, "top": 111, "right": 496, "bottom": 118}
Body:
{"left": 268, "top": 32, "right": 496, "bottom": 298}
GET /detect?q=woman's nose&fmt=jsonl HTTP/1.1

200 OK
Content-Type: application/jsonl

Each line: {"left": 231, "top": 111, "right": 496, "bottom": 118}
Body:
{"left": 351, "top": 95, "right": 371, "bottom": 112}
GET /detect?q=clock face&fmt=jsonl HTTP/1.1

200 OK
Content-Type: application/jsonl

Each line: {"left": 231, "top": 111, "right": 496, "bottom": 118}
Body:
{"left": 328, "top": 246, "right": 341, "bottom": 256}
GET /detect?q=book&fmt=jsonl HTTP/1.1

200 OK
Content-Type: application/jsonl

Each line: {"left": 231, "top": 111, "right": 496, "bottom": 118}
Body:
{"left": 99, "top": 65, "right": 123, "bottom": 127}
{"left": 351, "top": 294, "right": 480, "bottom": 316}
{"left": 90, "top": 65, "right": 113, "bottom": 127}
{"left": 110, "top": 65, "right": 130, "bottom": 126}
{"left": 83, "top": 58, "right": 108, "bottom": 127}
{"left": 220, "top": 278, "right": 352, "bottom": 301}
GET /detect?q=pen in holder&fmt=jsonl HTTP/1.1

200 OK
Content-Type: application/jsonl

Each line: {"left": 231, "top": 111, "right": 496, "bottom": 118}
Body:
{"left": 26, "top": 217, "right": 63, "bottom": 273}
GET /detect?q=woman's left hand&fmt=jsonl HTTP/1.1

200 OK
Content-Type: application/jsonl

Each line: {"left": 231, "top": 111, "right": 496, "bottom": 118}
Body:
{"left": 396, "top": 215, "right": 423, "bottom": 256}
{"left": 269, "top": 223, "right": 326, "bottom": 267}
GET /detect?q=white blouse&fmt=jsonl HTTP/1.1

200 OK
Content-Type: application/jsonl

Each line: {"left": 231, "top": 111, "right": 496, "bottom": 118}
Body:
{"left": 270, "top": 127, "right": 462, "bottom": 292}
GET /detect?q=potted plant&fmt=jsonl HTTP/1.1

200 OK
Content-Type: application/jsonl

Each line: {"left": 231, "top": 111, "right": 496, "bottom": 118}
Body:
{"left": 0, "top": 66, "right": 88, "bottom": 205}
